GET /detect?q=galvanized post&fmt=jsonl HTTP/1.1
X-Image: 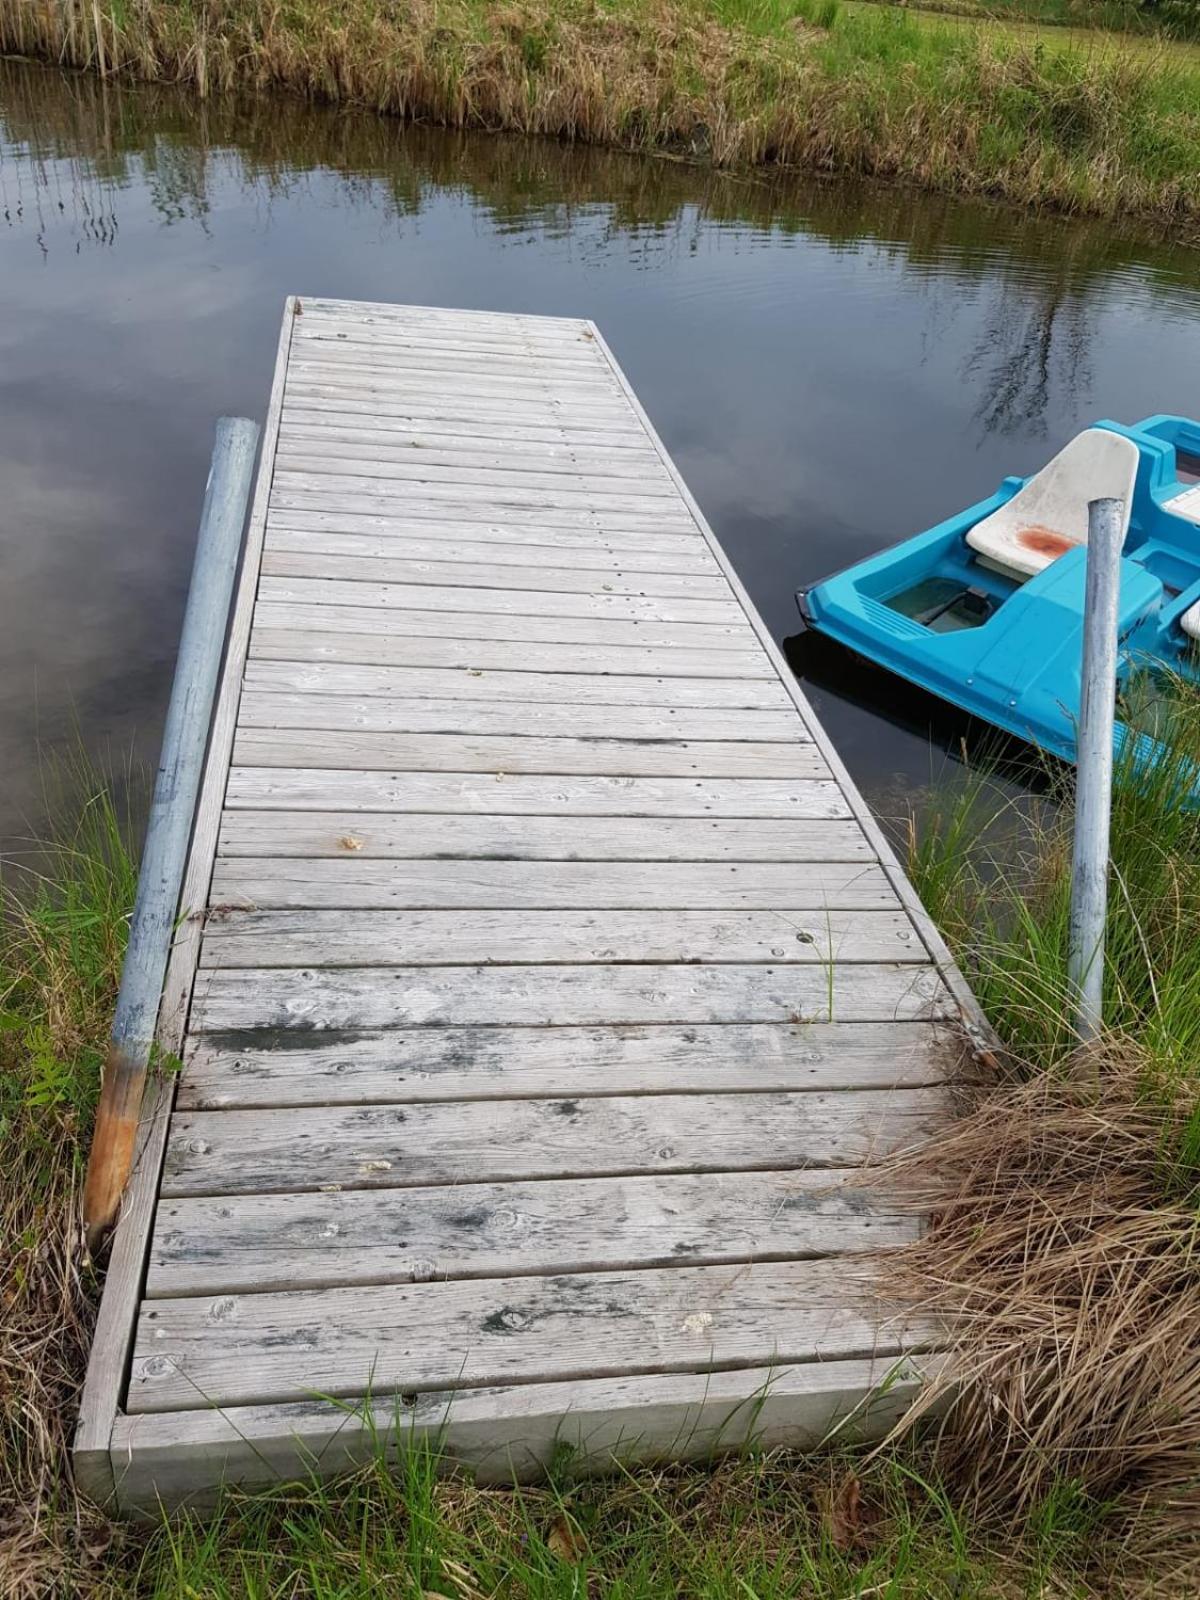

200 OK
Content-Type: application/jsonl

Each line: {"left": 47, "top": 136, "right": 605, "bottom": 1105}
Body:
{"left": 83, "top": 417, "right": 259, "bottom": 1253}
{"left": 1066, "top": 495, "right": 1124, "bottom": 1044}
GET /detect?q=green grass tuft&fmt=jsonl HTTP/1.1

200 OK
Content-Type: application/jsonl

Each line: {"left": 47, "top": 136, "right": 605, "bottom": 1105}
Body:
{"left": 908, "top": 673, "right": 1200, "bottom": 1091}
{"left": 0, "top": 751, "right": 141, "bottom": 1591}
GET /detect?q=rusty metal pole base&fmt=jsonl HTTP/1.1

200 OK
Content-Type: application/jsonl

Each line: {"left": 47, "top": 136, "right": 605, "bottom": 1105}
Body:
{"left": 83, "top": 1042, "right": 144, "bottom": 1257}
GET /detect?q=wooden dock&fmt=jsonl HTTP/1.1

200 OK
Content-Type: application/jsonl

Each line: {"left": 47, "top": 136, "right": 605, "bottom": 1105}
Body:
{"left": 77, "top": 298, "right": 972, "bottom": 1512}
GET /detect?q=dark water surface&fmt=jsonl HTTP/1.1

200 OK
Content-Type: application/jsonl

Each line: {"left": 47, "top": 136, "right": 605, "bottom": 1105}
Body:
{"left": 3, "top": 60, "right": 1200, "bottom": 845}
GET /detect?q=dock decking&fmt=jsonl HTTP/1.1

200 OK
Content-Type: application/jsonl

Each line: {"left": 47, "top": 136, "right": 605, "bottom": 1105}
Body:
{"left": 78, "top": 298, "right": 970, "bottom": 1512}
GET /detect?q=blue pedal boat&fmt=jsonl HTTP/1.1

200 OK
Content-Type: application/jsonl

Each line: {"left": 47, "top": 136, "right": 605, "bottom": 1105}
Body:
{"left": 796, "top": 415, "right": 1200, "bottom": 763}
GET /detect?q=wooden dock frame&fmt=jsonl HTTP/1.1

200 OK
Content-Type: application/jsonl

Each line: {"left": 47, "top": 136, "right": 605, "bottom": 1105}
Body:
{"left": 76, "top": 298, "right": 983, "bottom": 1514}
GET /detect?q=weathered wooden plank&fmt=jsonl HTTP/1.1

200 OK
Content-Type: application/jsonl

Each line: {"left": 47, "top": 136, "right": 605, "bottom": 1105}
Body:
{"left": 288, "top": 341, "right": 621, "bottom": 381}
{"left": 289, "top": 345, "right": 611, "bottom": 384}
{"left": 283, "top": 386, "right": 647, "bottom": 439}
{"left": 215, "top": 811, "right": 871, "bottom": 862}
{"left": 286, "top": 349, "right": 622, "bottom": 391}
{"left": 284, "top": 371, "right": 634, "bottom": 418}
{"left": 293, "top": 315, "right": 603, "bottom": 359}
{"left": 165, "top": 1084, "right": 943, "bottom": 1196}
{"left": 290, "top": 340, "right": 610, "bottom": 383}
{"left": 273, "top": 467, "right": 688, "bottom": 515}
{"left": 241, "top": 660, "right": 791, "bottom": 709}
{"left": 148, "top": 1168, "right": 917, "bottom": 1296}
{"left": 190, "top": 964, "right": 949, "bottom": 1031}
{"left": 111, "top": 1356, "right": 938, "bottom": 1509}
{"left": 222, "top": 770, "right": 848, "bottom": 820}
{"left": 278, "top": 421, "right": 661, "bottom": 467}
{"left": 297, "top": 299, "right": 589, "bottom": 337}
{"left": 265, "top": 528, "right": 712, "bottom": 578}
{"left": 127, "top": 1257, "right": 932, "bottom": 1412}
{"left": 231, "top": 730, "right": 822, "bottom": 779}
{"left": 267, "top": 508, "right": 708, "bottom": 555}
{"left": 261, "top": 548, "right": 728, "bottom": 599}
{"left": 281, "top": 406, "right": 652, "bottom": 450}
{"left": 222, "top": 768, "right": 846, "bottom": 819}
{"left": 293, "top": 306, "right": 589, "bottom": 337}
{"left": 257, "top": 575, "right": 741, "bottom": 627}
{"left": 276, "top": 422, "right": 665, "bottom": 470}
{"left": 255, "top": 601, "right": 753, "bottom": 653}
{"left": 291, "top": 336, "right": 601, "bottom": 375}
{"left": 237, "top": 691, "right": 801, "bottom": 743}
{"left": 206, "top": 859, "right": 893, "bottom": 911}
{"left": 271, "top": 485, "right": 696, "bottom": 532}
{"left": 281, "top": 373, "right": 618, "bottom": 408}
{"left": 198, "top": 908, "right": 921, "bottom": 969}
{"left": 250, "top": 629, "right": 774, "bottom": 680}
{"left": 275, "top": 442, "right": 677, "bottom": 497}
{"left": 177, "top": 1020, "right": 950, "bottom": 1110}
{"left": 275, "top": 441, "right": 674, "bottom": 498}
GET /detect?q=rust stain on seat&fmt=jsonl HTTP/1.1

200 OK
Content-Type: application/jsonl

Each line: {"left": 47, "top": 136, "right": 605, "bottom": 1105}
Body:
{"left": 1017, "top": 525, "right": 1075, "bottom": 560}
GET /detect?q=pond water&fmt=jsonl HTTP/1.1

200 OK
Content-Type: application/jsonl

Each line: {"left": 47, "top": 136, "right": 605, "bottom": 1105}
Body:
{"left": 2, "top": 58, "right": 1200, "bottom": 849}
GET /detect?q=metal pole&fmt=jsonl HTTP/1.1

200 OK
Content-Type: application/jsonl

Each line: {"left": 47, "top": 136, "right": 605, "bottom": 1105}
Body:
{"left": 83, "top": 417, "right": 259, "bottom": 1253}
{"left": 1066, "top": 496, "right": 1123, "bottom": 1044}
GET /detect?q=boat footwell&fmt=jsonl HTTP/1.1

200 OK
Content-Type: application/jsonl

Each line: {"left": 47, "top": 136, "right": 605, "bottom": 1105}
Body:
{"left": 799, "top": 545, "right": 1164, "bottom": 761}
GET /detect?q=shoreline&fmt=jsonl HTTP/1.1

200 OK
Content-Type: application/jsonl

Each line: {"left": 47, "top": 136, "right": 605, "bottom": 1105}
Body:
{"left": 1, "top": 0, "right": 1198, "bottom": 229}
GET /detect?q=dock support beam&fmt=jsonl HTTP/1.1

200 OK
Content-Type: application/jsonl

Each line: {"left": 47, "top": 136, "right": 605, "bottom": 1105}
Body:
{"left": 83, "top": 417, "right": 259, "bottom": 1254}
{"left": 1067, "top": 495, "right": 1123, "bottom": 1045}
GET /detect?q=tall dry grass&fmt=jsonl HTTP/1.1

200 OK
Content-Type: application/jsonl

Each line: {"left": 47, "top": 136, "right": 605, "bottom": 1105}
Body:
{"left": 895, "top": 680, "right": 1200, "bottom": 1559}
{"left": 0, "top": 0, "right": 1198, "bottom": 223}
{"left": 882, "top": 1050, "right": 1200, "bottom": 1560}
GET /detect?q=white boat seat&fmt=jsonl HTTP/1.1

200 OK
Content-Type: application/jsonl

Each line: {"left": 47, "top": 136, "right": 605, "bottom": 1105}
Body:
{"left": 1158, "top": 486, "right": 1200, "bottom": 638}
{"left": 1164, "top": 484, "right": 1200, "bottom": 526}
{"left": 965, "top": 428, "right": 1139, "bottom": 583}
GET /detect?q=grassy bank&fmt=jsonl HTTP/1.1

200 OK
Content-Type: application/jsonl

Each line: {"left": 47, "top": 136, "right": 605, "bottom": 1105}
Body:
{"left": 2, "top": 1, "right": 1199, "bottom": 226}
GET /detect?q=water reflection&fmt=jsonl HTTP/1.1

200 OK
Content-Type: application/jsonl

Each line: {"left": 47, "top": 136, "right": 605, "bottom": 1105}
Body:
{"left": 1, "top": 57, "right": 1198, "bottom": 842}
